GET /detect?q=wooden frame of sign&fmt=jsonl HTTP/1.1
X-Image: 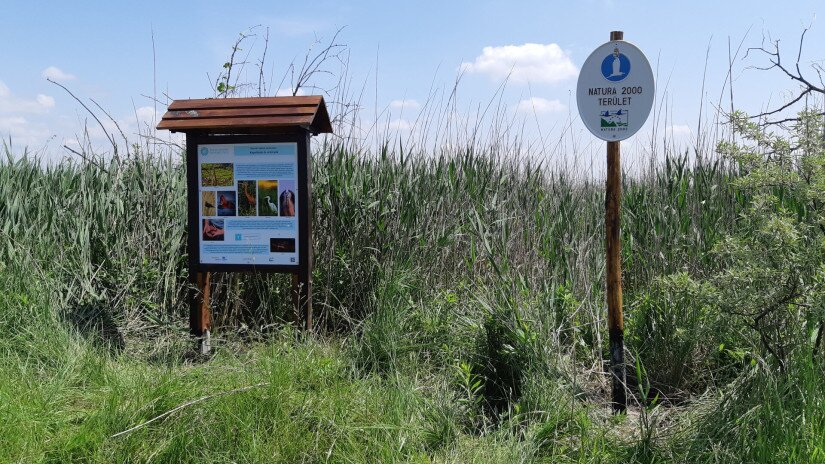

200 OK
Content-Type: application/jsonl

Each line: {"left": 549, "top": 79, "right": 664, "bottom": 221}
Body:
{"left": 157, "top": 96, "right": 332, "bottom": 352}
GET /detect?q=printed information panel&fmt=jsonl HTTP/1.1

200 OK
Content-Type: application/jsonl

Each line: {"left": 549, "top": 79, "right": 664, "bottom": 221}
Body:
{"left": 576, "top": 40, "right": 655, "bottom": 141}
{"left": 197, "top": 142, "right": 299, "bottom": 266}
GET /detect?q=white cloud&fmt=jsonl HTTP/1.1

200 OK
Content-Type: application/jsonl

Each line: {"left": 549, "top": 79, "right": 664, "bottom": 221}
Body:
{"left": 0, "top": 116, "right": 27, "bottom": 129}
{"left": 517, "top": 97, "right": 566, "bottom": 114}
{"left": 85, "top": 122, "right": 120, "bottom": 141}
{"left": 275, "top": 87, "right": 306, "bottom": 97}
{"left": 0, "top": 81, "right": 57, "bottom": 150}
{"left": 0, "top": 116, "right": 53, "bottom": 148}
{"left": 389, "top": 99, "right": 420, "bottom": 111}
{"left": 667, "top": 124, "right": 691, "bottom": 136}
{"left": 62, "top": 138, "right": 81, "bottom": 148}
{"left": 0, "top": 81, "right": 55, "bottom": 114}
{"left": 460, "top": 43, "right": 578, "bottom": 84}
{"left": 36, "top": 94, "right": 55, "bottom": 109}
{"left": 42, "top": 66, "right": 75, "bottom": 82}
{"left": 134, "top": 106, "right": 158, "bottom": 128}
{"left": 387, "top": 119, "right": 412, "bottom": 131}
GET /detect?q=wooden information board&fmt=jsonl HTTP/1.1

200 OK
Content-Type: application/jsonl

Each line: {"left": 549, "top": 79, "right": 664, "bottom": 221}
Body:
{"left": 157, "top": 96, "right": 332, "bottom": 351}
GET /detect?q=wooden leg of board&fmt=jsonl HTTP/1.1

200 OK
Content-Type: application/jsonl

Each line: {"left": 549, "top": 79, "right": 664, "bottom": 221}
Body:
{"left": 291, "top": 272, "right": 312, "bottom": 332}
{"left": 291, "top": 274, "right": 301, "bottom": 327}
{"left": 303, "top": 265, "right": 313, "bottom": 332}
{"left": 192, "top": 272, "right": 212, "bottom": 354}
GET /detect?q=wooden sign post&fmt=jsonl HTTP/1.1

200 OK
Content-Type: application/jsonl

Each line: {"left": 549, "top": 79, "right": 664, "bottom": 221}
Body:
{"left": 605, "top": 98, "right": 625, "bottom": 412}
{"left": 157, "top": 96, "right": 332, "bottom": 353}
{"left": 576, "top": 31, "right": 655, "bottom": 412}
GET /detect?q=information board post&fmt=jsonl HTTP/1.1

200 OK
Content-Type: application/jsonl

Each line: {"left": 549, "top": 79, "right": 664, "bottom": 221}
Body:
{"left": 185, "top": 133, "right": 213, "bottom": 354}
{"left": 292, "top": 131, "right": 313, "bottom": 332}
{"left": 194, "top": 271, "right": 212, "bottom": 353}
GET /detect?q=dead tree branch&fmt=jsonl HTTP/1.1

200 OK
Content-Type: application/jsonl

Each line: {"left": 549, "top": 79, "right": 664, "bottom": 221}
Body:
{"left": 743, "top": 27, "right": 825, "bottom": 126}
{"left": 47, "top": 78, "right": 119, "bottom": 157}
{"left": 289, "top": 27, "right": 347, "bottom": 97}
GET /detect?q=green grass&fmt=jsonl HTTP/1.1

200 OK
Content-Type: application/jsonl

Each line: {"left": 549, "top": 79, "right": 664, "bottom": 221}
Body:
{"left": 0, "top": 258, "right": 618, "bottom": 463}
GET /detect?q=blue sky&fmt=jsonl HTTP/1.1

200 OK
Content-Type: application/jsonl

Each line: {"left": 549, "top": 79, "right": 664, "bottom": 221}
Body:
{"left": 2, "top": 1, "right": 823, "bottom": 163}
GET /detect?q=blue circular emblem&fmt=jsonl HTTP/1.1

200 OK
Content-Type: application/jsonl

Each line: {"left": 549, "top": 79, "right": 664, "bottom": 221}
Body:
{"left": 601, "top": 49, "right": 631, "bottom": 82}
{"left": 200, "top": 147, "right": 208, "bottom": 156}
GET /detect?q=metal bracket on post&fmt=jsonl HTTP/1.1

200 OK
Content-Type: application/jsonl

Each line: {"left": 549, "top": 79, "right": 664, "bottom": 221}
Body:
{"left": 200, "top": 330, "right": 211, "bottom": 355}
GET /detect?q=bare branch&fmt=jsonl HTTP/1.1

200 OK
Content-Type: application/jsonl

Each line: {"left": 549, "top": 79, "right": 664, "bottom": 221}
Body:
{"left": 758, "top": 112, "right": 825, "bottom": 127}
{"left": 743, "top": 28, "right": 825, "bottom": 125}
{"left": 257, "top": 27, "right": 270, "bottom": 97}
{"left": 796, "top": 27, "right": 808, "bottom": 65}
{"left": 63, "top": 144, "right": 107, "bottom": 171}
{"left": 138, "top": 133, "right": 184, "bottom": 151}
{"left": 748, "top": 88, "right": 813, "bottom": 119}
{"left": 214, "top": 26, "right": 260, "bottom": 98}
{"left": 292, "top": 26, "right": 347, "bottom": 96}
{"left": 90, "top": 98, "right": 129, "bottom": 157}
{"left": 47, "top": 78, "right": 118, "bottom": 155}
{"left": 140, "top": 93, "right": 170, "bottom": 107}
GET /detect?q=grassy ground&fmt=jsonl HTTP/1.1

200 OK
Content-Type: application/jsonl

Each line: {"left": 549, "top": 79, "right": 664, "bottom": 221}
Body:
{"left": 0, "top": 259, "right": 617, "bottom": 463}
{"left": 1, "top": 139, "right": 824, "bottom": 462}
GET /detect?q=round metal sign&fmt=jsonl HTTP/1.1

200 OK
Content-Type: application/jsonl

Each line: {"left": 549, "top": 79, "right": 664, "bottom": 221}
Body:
{"left": 576, "top": 40, "right": 654, "bottom": 141}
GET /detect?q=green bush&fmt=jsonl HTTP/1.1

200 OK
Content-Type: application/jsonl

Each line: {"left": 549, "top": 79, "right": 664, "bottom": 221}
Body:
{"left": 627, "top": 273, "right": 729, "bottom": 397}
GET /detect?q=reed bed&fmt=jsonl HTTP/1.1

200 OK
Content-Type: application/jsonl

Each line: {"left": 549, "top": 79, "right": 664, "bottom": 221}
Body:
{"left": 3, "top": 129, "right": 823, "bottom": 462}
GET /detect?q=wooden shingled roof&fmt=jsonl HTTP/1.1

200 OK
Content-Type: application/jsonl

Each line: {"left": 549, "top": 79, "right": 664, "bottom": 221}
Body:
{"left": 156, "top": 96, "right": 333, "bottom": 134}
